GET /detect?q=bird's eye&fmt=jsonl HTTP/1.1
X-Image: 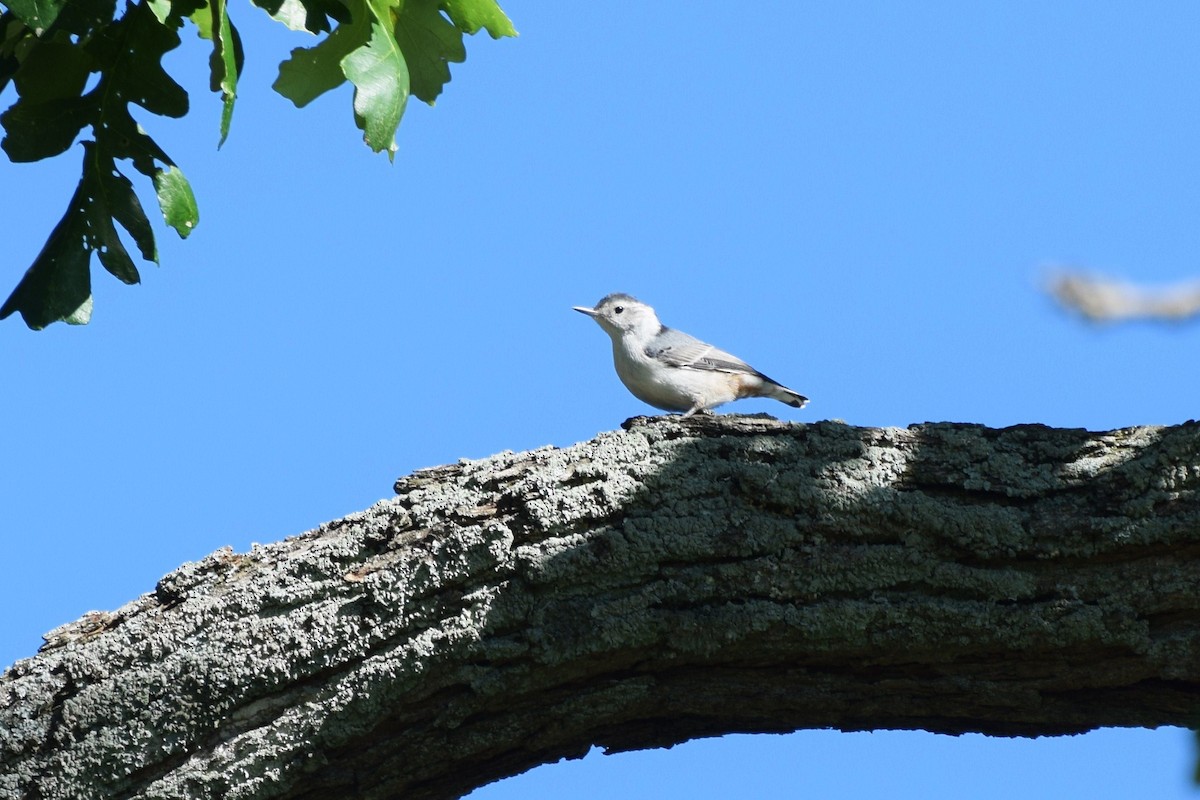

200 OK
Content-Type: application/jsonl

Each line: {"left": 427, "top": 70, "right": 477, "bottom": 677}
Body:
{"left": 614, "top": 306, "right": 624, "bottom": 314}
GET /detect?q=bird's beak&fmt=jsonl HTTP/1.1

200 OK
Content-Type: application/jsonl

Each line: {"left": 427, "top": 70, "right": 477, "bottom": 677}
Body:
{"left": 572, "top": 306, "right": 598, "bottom": 317}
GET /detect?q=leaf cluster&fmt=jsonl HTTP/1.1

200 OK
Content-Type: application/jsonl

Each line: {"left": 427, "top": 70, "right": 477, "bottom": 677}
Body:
{"left": 0, "top": 0, "right": 514, "bottom": 329}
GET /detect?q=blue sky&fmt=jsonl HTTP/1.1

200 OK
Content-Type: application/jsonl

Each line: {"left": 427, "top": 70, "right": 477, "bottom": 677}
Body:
{"left": 3, "top": 1, "right": 1199, "bottom": 796}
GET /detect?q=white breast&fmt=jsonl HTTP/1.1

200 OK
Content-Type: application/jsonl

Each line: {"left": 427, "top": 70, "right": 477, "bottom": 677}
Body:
{"left": 610, "top": 339, "right": 739, "bottom": 412}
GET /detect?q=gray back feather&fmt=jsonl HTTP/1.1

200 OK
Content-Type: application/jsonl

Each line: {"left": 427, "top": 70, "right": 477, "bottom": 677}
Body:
{"left": 646, "top": 327, "right": 766, "bottom": 377}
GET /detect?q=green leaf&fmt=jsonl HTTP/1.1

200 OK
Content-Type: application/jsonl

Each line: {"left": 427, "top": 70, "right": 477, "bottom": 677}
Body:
{"left": 270, "top": 0, "right": 516, "bottom": 160}
{"left": 100, "top": 162, "right": 157, "bottom": 264}
{"left": 84, "top": 2, "right": 188, "bottom": 119}
{"left": 67, "top": 148, "right": 155, "bottom": 285}
{"left": 86, "top": 0, "right": 185, "bottom": 176}
{"left": 51, "top": 0, "right": 118, "bottom": 37}
{"left": 188, "top": 0, "right": 242, "bottom": 144}
{"left": 393, "top": 0, "right": 463, "bottom": 105}
{"left": 0, "top": 94, "right": 95, "bottom": 161}
{"left": 254, "top": 0, "right": 348, "bottom": 34}
{"left": 1, "top": 3, "right": 201, "bottom": 328}
{"left": 264, "top": 0, "right": 308, "bottom": 31}
{"left": 341, "top": 7, "right": 408, "bottom": 160}
{"left": 153, "top": 164, "right": 199, "bottom": 238}
{"left": 0, "top": 182, "right": 94, "bottom": 328}
{"left": 11, "top": 37, "right": 92, "bottom": 100}
{"left": 5, "top": 0, "right": 516, "bottom": 328}
{"left": 147, "top": 0, "right": 173, "bottom": 24}
{"left": 441, "top": 0, "right": 516, "bottom": 39}
{"left": 273, "top": 1, "right": 369, "bottom": 107}
{"left": 0, "top": 143, "right": 153, "bottom": 327}
{"left": 98, "top": 102, "right": 175, "bottom": 177}
{"left": 188, "top": 0, "right": 213, "bottom": 37}
{"left": 4, "top": 0, "right": 69, "bottom": 33}
{"left": 91, "top": 169, "right": 145, "bottom": 284}
{"left": 148, "top": 0, "right": 204, "bottom": 26}
{"left": 209, "top": 0, "right": 238, "bottom": 146}
{"left": 1, "top": 13, "right": 28, "bottom": 95}
{"left": 0, "top": 140, "right": 193, "bottom": 328}
{"left": 1, "top": 34, "right": 96, "bottom": 161}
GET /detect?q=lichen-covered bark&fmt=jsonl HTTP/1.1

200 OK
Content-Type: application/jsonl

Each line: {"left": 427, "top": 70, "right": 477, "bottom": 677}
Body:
{"left": 3, "top": 416, "right": 1199, "bottom": 800}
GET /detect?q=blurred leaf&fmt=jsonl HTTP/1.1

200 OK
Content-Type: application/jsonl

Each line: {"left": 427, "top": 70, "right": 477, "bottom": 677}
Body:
{"left": 153, "top": 165, "right": 198, "bottom": 238}
{"left": 394, "top": 0, "right": 463, "bottom": 104}
{"left": 441, "top": 0, "right": 515, "bottom": 39}
{"left": 342, "top": 2, "right": 408, "bottom": 160}
{"left": 273, "top": 0, "right": 369, "bottom": 107}
{"left": 4, "top": 0, "right": 68, "bottom": 32}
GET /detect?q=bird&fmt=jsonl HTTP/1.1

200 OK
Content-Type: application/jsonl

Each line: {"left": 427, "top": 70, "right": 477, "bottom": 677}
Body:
{"left": 573, "top": 293, "right": 808, "bottom": 418}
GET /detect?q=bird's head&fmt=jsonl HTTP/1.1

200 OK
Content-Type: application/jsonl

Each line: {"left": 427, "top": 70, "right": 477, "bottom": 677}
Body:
{"left": 573, "top": 293, "right": 662, "bottom": 341}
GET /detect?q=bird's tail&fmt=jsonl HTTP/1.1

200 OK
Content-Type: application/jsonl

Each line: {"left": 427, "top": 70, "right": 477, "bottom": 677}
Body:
{"left": 768, "top": 383, "right": 809, "bottom": 409}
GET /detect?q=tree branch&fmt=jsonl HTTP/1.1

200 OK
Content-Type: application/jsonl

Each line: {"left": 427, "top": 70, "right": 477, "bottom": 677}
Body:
{"left": 1047, "top": 271, "right": 1200, "bottom": 323}
{"left": 3, "top": 415, "right": 1199, "bottom": 799}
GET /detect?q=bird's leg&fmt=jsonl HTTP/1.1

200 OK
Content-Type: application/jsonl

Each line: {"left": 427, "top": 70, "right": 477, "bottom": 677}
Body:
{"left": 681, "top": 404, "right": 706, "bottom": 419}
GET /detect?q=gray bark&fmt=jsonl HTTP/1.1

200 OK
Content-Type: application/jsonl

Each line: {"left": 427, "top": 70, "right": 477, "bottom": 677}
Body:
{"left": 3, "top": 415, "right": 1199, "bottom": 800}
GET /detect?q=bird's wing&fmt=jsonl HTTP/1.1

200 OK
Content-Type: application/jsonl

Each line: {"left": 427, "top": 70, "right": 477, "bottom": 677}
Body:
{"left": 648, "top": 330, "right": 761, "bottom": 375}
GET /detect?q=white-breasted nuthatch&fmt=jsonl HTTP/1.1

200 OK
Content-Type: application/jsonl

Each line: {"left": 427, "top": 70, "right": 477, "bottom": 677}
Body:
{"left": 573, "top": 293, "right": 809, "bottom": 418}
